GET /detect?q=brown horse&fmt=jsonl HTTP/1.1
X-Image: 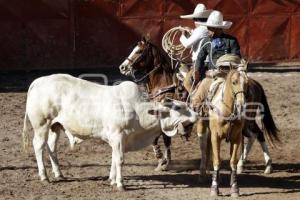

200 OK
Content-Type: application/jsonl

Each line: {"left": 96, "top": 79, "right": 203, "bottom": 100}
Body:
{"left": 119, "top": 39, "right": 280, "bottom": 175}
{"left": 237, "top": 78, "right": 279, "bottom": 174}
{"left": 119, "top": 38, "right": 182, "bottom": 171}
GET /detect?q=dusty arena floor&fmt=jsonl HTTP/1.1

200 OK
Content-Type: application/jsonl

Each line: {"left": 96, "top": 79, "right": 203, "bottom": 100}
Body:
{"left": 0, "top": 72, "right": 299, "bottom": 200}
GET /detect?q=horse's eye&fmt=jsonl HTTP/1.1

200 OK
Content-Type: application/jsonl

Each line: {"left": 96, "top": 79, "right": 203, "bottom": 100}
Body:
{"left": 233, "top": 80, "right": 238, "bottom": 85}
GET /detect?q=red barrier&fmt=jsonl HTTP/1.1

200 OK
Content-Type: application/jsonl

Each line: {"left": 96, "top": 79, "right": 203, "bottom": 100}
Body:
{"left": 0, "top": 0, "right": 299, "bottom": 70}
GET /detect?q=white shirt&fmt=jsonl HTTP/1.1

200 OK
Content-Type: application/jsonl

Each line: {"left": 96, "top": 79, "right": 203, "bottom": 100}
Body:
{"left": 180, "top": 25, "right": 208, "bottom": 61}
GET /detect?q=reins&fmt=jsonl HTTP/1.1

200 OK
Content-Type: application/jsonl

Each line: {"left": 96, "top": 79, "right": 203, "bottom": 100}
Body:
{"left": 209, "top": 71, "right": 247, "bottom": 142}
{"left": 131, "top": 64, "right": 161, "bottom": 83}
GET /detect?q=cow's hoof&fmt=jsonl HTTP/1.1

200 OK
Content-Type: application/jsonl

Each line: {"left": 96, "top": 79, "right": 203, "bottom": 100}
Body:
{"left": 55, "top": 175, "right": 65, "bottom": 181}
{"left": 40, "top": 173, "right": 49, "bottom": 182}
{"left": 110, "top": 180, "right": 117, "bottom": 186}
{"left": 117, "top": 185, "right": 126, "bottom": 191}
{"left": 40, "top": 177, "right": 49, "bottom": 183}
{"left": 264, "top": 165, "right": 273, "bottom": 174}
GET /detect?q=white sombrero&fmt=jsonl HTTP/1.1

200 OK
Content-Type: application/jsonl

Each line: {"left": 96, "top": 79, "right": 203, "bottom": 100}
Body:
{"left": 216, "top": 54, "right": 241, "bottom": 68}
{"left": 196, "top": 10, "right": 232, "bottom": 29}
{"left": 180, "top": 4, "right": 213, "bottom": 19}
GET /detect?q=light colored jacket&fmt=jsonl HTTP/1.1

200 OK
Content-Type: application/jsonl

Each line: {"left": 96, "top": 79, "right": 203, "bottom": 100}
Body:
{"left": 180, "top": 26, "right": 208, "bottom": 61}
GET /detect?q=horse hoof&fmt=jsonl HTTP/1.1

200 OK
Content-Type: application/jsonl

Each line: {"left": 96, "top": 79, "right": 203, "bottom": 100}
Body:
{"left": 197, "top": 175, "right": 208, "bottom": 184}
{"left": 154, "top": 165, "right": 163, "bottom": 172}
{"left": 230, "top": 185, "right": 239, "bottom": 198}
{"left": 231, "top": 192, "right": 239, "bottom": 198}
{"left": 210, "top": 186, "right": 219, "bottom": 197}
{"left": 117, "top": 185, "right": 126, "bottom": 191}
{"left": 237, "top": 167, "right": 243, "bottom": 174}
{"left": 210, "top": 190, "right": 219, "bottom": 197}
{"left": 264, "top": 166, "right": 273, "bottom": 174}
{"left": 154, "top": 164, "right": 168, "bottom": 172}
{"left": 160, "top": 164, "right": 168, "bottom": 171}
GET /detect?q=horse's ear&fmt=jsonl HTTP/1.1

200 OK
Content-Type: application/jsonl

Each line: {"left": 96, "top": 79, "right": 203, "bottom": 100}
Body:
{"left": 142, "top": 33, "right": 151, "bottom": 43}
{"left": 238, "top": 59, "right": 248, "bottom": 72}
{"left": 145, "top": 33, "right": 151, "bottom": 41}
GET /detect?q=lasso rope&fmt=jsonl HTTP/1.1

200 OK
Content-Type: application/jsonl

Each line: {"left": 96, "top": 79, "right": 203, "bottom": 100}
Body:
{"left": 162, "top": 26, "right": 218, "bottom": 103}
{"left": 162, "top": 26, "right": 193, "bottom": 66}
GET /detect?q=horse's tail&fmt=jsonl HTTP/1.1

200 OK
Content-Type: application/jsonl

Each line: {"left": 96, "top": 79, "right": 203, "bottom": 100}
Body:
{"left": 260, "top": 84, "right": 280, "bottom": 147}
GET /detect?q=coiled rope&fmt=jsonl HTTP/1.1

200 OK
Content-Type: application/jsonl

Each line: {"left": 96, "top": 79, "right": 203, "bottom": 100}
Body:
{"left": 162, "top": 26, "right": 219, "bottom": 103}
{"left": 162, "top": 26, "right": 193, "bottom": 67}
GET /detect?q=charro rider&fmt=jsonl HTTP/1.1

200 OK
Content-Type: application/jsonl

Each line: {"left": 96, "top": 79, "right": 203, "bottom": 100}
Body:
{"left": 190, "top": 10, "right": 242, "bottom": 110}
{"left": 179, "top": 3, "right": 212, "bottom": 92}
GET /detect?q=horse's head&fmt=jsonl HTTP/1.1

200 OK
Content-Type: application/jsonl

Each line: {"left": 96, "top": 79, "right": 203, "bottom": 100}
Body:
{"left": 228, "top": 67, "right": 248, "bottom": 116}
{"left": 119, "top": 38, "right": 155, "bottom": 77}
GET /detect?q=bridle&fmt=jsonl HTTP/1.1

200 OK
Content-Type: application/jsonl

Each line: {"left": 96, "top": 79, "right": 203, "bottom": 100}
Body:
{"left": 224, "top": 71, "right": 248, "bottom": 142}
{"left": 126, "top": 42, "right": 150, "bottom": 70}
{"left": 126, "top": 42, "right": 162, "bottom": 83}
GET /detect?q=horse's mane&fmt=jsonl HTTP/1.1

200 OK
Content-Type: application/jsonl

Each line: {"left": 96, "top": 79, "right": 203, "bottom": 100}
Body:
{"left": 147, "top": 41, "right": 174, "bottom": 73}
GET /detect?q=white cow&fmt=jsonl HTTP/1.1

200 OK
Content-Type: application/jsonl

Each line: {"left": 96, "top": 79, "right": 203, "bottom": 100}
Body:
{"left": 22, "top": 74, "right": 197, "bottom": 190}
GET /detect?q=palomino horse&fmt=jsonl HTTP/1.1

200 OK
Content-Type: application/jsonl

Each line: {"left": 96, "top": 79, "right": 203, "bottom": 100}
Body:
{"left": 119, "top": 38, "right": 182, "bottom": 171}
{"left": 206, "top": 68, "right": 248, "bottom": 197}
{"left": 194, "top": 77, "right": 279, "bottom": 182}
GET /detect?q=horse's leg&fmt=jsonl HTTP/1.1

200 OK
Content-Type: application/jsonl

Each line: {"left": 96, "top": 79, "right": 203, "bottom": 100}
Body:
{"left": 257, "top": 131, "right": 273, "bottom": 174}
{"left": 153, "top": 134, "right": 164, "bottom": 171}
{"left": 160, "top": 134, "right": 172, "bottom": 170}
{"left": 260, "top": 141, "right": 273, "bottom": 174}
{"left": 210, "top": 131, "right": 221, "bottom": 196}
{"left": 206, "top": 130, "right": 213, "bottom": 171}
{"left": 197, "top": 120, "right": 209, "bottom": 183}
{"left": 230, "top": 132, "right": 242, "bottom": 198}
{"left": 237, "top": 129, "right": 255, "bottom": 174}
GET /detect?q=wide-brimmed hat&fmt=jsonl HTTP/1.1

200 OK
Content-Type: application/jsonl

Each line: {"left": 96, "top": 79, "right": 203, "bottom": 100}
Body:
{"left": 216, "top": 54, "right": 241, "bottom": 68}
{"left": 180, "top": 4, "right": 213, "bottom": 19}
{"left": 196, "top": 11, "right": 232, "bottom": 29}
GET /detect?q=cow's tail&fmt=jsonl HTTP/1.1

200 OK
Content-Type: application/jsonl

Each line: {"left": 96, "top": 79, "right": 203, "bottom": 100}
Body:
{"left": 22, "top": 111, "right": 31, "bottom": 154}
{"left": 260, "top": 86, "right": 280, "bottom": 147}
{"left": 22, "top": 83, "right": 34, "bottom": 154}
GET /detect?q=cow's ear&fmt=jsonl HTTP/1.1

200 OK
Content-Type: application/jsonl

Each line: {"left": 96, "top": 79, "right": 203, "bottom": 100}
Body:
{"left": 148, "top": 109, "right": 170, "bottom": 119}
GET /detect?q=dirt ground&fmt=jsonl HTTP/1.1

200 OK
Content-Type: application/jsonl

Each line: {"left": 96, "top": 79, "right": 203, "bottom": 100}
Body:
{"left": 0, "top": 72, "right": 299, "bottom": 200}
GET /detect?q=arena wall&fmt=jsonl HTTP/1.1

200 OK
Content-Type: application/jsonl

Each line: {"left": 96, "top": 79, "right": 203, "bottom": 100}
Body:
{"left": 0, "top": 0, "right": 299, "bottom": 70}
